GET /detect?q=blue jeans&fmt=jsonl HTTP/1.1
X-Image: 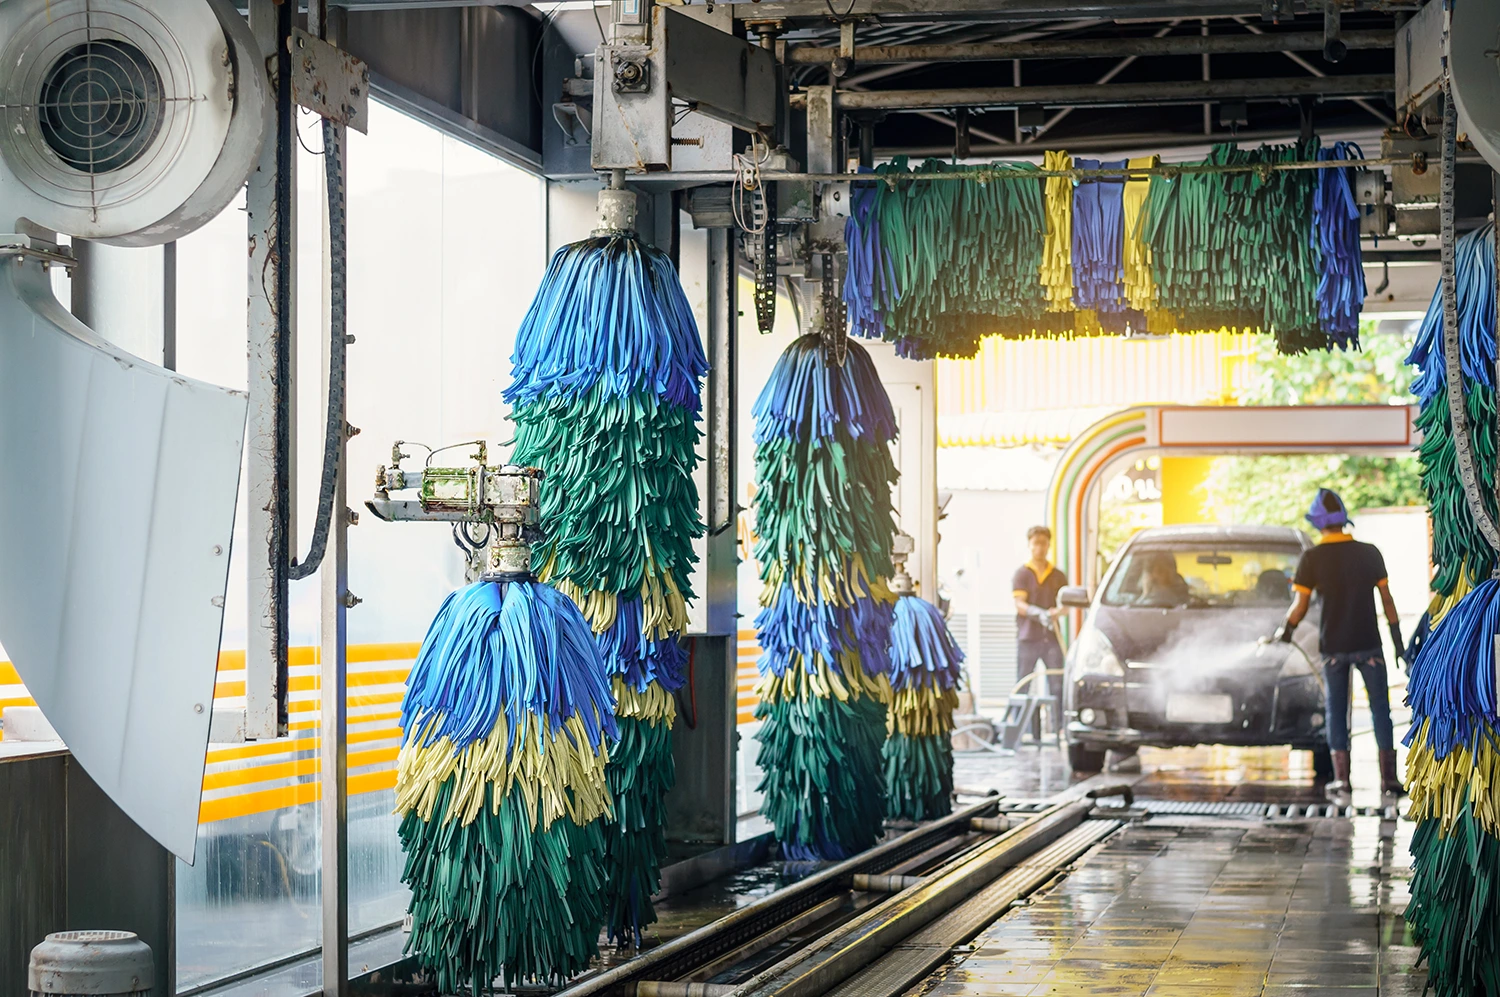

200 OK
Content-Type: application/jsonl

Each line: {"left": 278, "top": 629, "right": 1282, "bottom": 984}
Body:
{"left": 1017, "top": 637, "right": 1065, "bottom": 736}
{"left": 1322, "top": 649, "right": 1393, "bottom": 751}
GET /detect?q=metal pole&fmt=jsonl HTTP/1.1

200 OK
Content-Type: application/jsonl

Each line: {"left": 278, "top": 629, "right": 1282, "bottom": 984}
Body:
{"left": 311, "top": 5, "right": 349, "bottom": 991}
{"left": 1202, "top": 20, "right": 1212, "bottom": 136}
{"left": 163, "top": 242, "right": 176, "bottom": 372}
{"left": 246, "top": 0, "right": 295, "bottom": 741}
{"left": 784, "top": 28, "right": 1391, "bottom": 63}
{"left": 832, "top": 73, "right": 1394, "bottom": 110}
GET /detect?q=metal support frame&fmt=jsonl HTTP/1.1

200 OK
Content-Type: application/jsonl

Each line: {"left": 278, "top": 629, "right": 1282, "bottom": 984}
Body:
{"left": 784, "top": 28, "right": 1390, "bottom": 64}
{"left": 832, "top": 73, "right": 1393, "bottom": 110}
{"left": 309, "top": 6, "right": 351, "bottom": 994}
{"left": 246, "top": 0, "right": 296, "bottom": 741}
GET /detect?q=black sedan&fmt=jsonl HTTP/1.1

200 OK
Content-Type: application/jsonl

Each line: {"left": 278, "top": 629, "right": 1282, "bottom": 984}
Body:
{"left": 1059, "top": 524, "right": 1331, "bottom": 776}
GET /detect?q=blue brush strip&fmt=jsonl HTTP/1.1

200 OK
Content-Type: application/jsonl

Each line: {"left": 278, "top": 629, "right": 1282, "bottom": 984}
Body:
{"left": 1404, "top": 579, "right": 1500, "bottom": 760}
{"left": 597, "top": 597, "right": 689, "bottom": 694}
{"left": 1072, "top": 158, "right": 1129, "bottom": 315}
{"left": 888, "top": 594, "right": 965, "bottom": 692}
{"left": 1312, "top": 142, "right": 1367, "bottom": 349}
{"left": 755, "top": 582, "right": 893, "bottom": 680}
{"left": 751, "top": 335, "right": 898, "bottom": 445}
{"left": 1408, "top": 223, "right": 1497, "bottom": 402}
{"left": 845, "top": 178, "right": 900, "bottom": 341}
{"left": 401, "top": 580, "right": 618, "bottom": 753}
{"left": 505, "top": 235, "right": 709, "bottom": 412}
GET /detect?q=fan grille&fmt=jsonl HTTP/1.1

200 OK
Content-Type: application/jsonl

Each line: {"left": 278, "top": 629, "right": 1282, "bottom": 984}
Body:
{"left": 37, "top": 39, "right": 164, "bottom": 175}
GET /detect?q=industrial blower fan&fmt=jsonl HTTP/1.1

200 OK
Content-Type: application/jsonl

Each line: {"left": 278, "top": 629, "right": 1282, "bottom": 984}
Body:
{"left": 0, "top": 0, "right": 268, "bottom": 862}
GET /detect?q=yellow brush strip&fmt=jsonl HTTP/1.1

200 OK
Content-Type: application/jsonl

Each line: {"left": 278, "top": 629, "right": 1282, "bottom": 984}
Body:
{"left": 1040, "top": 150, "right": 1074, "bottom": 312}
{"left": 1428, "top": 569, "right": 1476, "bottom": 631}
{"left": 888, "top": 686, "right": 958, "bottom": 737}
{"left": 760, "top": 556, "right": 896, "bottom": 612}
{"left": 395, "top": 711, "right": 612, "bottom": 832}
{"left": 614, "top": 677, "right": 677, "bottom": 726}
{"left": 1405, "top": 718, "right": 1500, "bottom": 836}
{"left": 756, "top": 656, "right": 891, "bottom": 705}
{"left": 1122, "top": 155, "right": 1158, "bottom": 314}
{"left": 551, "top": 567, "right": 687, "bottom": 641}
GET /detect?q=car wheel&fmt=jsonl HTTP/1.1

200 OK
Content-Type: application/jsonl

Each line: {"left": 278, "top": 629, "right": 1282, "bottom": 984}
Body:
{"left": 1067, "top": 742, "right": 1107, "bottom": 774}
{"left": 1312, "top": 743, "right": 1334, "bottom": 782}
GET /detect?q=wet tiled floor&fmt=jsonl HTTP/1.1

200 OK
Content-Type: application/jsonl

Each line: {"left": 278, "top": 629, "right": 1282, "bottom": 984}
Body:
{"left": 919, "top": 814, "right": 1420, "bottom": 997}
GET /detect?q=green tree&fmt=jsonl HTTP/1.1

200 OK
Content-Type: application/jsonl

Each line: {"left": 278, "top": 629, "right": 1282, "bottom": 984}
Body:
{"left": 1202, "top": 325, "right": 1425, "bottom": 529}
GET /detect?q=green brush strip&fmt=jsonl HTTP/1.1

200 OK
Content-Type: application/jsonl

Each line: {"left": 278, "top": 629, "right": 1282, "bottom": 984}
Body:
{"left": 399, "top": 778, "right": 607, "bottom": 993}
{"left": 869, "top": 159, "right": 1049, "bottom": 357}
{"left": 1143, "top": 140, "right": 1324, "bottom": 353}
{"left": 1408, "top": 803, "right": 1500, "bottom": 997}
{"left": 752, "top": 433, "right": 900, "bottom": 580}
{"left": 601, "top": 714, "right": 673, "bottom": 946}
{"left": 512, "top": 386, "right": 703, "bottom": 599}
{"left": 1417, "top": 386, "right": 1500, "bottom": 594}
{"left": 754, "top": 692, "right": 889, "bottom": 857}
{"left": 883, "top": 732, "right": 954, "bottom": 822}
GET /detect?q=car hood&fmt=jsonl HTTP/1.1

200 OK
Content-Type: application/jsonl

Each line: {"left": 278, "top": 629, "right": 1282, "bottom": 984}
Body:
{"left": 1089, "top": 604, "right": 1307, "bottom": 666}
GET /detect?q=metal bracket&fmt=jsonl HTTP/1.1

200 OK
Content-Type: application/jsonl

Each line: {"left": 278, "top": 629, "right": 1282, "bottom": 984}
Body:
{"left": 0, "top": 233, "right": 76, "bottom": 269}
{"left": 288, "top": 27, "right": 370, "bottom": 133}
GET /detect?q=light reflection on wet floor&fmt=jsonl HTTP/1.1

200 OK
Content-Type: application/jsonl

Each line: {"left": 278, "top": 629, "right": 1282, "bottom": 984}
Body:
{"left": 628, "top": 743, "right": 1422, "bottom": 994}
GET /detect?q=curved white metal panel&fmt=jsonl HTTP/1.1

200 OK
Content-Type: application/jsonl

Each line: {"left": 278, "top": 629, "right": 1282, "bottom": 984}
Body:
{"left": 0, "top": 255, "right": 247, "bottom": 861}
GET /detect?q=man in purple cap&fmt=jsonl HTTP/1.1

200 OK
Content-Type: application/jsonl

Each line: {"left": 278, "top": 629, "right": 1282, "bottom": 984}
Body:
{"left": 1275, "top": 488, "right": 1405, "bottom": 803}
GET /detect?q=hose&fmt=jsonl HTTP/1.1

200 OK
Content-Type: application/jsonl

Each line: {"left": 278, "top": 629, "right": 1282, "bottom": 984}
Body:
{"left": 1438, "top": 76, "right": 1500, "bottom": 564}
{"left": 289, "top": 116, "right": 348, "bottom": 581}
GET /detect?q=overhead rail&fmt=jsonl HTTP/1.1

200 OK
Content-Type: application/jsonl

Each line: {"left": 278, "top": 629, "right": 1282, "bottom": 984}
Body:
{"left": 785, "top": 29, "right": 1393, "bottom": 64}
{"left": 830, "top": 73, "right": 1393, "bottom": 110}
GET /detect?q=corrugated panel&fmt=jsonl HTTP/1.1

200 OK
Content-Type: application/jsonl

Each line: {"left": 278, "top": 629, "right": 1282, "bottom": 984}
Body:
{"left": 936, "top": 331, "right": 1257, "bottom": 447}
{"left": 977, "top": 613, "right": 1017, "bottom": 708}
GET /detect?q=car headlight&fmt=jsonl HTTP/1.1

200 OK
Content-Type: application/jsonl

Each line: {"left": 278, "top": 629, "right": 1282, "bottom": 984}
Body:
{"left": 1072, "top": 627, "right": 1124, "bottom": 678}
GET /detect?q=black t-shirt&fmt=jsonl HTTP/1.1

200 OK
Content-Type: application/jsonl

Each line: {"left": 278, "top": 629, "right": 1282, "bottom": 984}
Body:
{"left": 1013, "top": 562, "right": 1067, "bottom": 642}
{"left": 1291, "top": 535, "right": 1388, "bottom": 654}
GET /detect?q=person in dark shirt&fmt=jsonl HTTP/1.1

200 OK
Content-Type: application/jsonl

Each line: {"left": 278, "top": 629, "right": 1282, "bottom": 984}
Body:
{"left": 1275, "top": 488, "right": 1406, "bottom": 802}
{"left": 1013, "top": 525, "right": 1068, "bottom": 736}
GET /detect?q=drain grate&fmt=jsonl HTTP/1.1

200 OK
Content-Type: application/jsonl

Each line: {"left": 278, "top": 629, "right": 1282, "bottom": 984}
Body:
{"left": 1133, "top": 800, "right": 1270, "bottom": 816}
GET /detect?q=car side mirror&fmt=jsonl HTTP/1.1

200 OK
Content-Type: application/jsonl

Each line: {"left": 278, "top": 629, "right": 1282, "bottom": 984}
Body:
{"left": 1059, "top": 585, "right": 1091, "bottom": 608}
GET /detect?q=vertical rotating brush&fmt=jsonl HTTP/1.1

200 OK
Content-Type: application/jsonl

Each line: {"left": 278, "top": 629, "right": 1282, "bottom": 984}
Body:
{"left": 395, "top": 467, "right": 616, "bottom": 991}
{"left": 883, "top": 534, "right": 964, "bottom": 822}
{"left": 1401, "top": 78, "right": 1500, "bottom": 997}
{"left": 505, "top": 181, "right": 707, "bottom": 947}
{"left": 752, "top": 333, "right": 899, "bottom": 859}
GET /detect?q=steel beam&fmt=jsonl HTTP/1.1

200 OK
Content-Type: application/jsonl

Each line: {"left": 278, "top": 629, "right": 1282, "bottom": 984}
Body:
{"left": 834, "top": 73, "right": 1393, "bottom": 110}
{"left": 728, "top": 0, "right": 1413, "bottom": 24}
{"left": 786, "top": 29, "right": 1391, "bottom": 64}
{"left": 246, "top": 0, "right": 295, "bottom": 742}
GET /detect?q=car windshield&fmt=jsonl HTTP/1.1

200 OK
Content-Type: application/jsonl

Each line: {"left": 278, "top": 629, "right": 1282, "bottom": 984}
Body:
{"left": 1100, "top": 545, "right": 1301, "bottom": 609}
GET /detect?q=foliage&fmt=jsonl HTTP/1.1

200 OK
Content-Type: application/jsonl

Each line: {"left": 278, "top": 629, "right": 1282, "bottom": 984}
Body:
{"left": 1202, "top": 326, "right": 1424, "bottom": 528}
{"left": 1202, "top": 453, "right": 1426, "bottom": 532}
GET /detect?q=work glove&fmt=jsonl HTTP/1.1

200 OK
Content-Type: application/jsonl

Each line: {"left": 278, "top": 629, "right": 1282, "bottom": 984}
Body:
{"left": 1389, "top": 620, "right": 1407, "bottom": 668}
{"left": 1272, "top": 622, "right": 1295, "bottom": 644}
{"left": 1026, "top": 603, "right": 1051, "bottom": 622}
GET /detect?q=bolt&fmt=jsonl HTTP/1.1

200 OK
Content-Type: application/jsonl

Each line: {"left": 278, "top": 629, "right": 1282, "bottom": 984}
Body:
{"left": 346, "top": 422, "right": 361, "bottom": 439}
{"left": 194, "top": 703, "right": 204, "bottom": 714}
{"left": 347, "top": 507, "right": 360, "bottom": 526}
{"left": 345, "top": 333, "right": 356, "bottom": 345}
{"left": 211, "top": 596, "right": 225, "bottom": 608}
{"left": 342, "top": 591, "right": 363, "bottom": 609}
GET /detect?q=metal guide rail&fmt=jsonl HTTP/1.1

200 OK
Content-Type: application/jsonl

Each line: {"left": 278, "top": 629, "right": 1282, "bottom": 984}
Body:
{"left": 556, "top": 785, "right": 1136, "bottom": 997}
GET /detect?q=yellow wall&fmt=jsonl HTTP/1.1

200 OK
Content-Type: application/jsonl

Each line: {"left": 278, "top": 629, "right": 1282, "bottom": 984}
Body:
{"left": 1160, "top": 456, "right": 1214, "bottom": 524}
